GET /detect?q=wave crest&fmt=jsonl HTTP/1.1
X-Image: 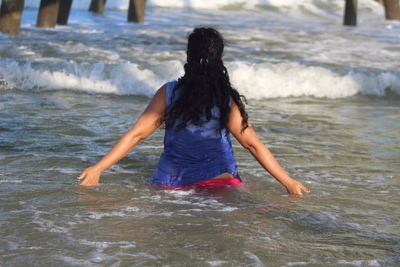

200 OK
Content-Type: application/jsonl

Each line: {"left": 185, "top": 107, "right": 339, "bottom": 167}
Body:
{"left": 1, "top": 59, "right": 399, "bottom": 99}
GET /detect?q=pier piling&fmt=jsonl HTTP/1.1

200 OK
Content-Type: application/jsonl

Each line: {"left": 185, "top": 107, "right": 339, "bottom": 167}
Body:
{"left": 37, "top": 0, "right": 61, "bottom": 28}
{"left": 344, "top": 0, "right": 358, "bottom": 26}
{"left": 383, "top": 0, "right": 400, "bottom": 20}
{"left": 128, "top": 0, "right": 146, "bottom": 23}
{"left": 57, "top": 0, "right": 73, "bottom": 25}
{"left": 89, "top": 0, "right": 107, "bottom": 14}
{"left": 0, "top": 0, "right": 25, "bottom": 35}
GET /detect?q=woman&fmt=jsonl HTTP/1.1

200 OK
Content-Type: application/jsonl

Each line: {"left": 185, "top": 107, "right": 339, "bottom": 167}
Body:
{"left": 78, "top": 27, "right": 309, "bottom": 195}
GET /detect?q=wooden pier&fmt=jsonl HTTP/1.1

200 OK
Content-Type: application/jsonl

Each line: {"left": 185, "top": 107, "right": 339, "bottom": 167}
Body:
{"left": 89, "top": 0, "right": 107, "bottom": 14}
{"left": 383, "top": 0, "right": 400, "bottom": 20}
{"left": 57, "top": 0, "right": 73, "bottom": 25}
{"left": 0, "top": 0, "right": 399, "bottom": 34}
{"left": 0, "top": 0, "right": 25, "bottom": 34}
{"left": 344, "top": 0, "right": 358, "bottom": 26}
{"left": 0, "top": 0, "right": 147, "bottom": 34}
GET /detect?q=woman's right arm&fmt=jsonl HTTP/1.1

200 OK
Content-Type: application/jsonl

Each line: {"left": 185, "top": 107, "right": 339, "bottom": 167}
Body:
{"left": 228, "top": 102, "right": 309, "bottom": 195}
{"left": 77, "top": 84, "right": 167, "bottom": 186}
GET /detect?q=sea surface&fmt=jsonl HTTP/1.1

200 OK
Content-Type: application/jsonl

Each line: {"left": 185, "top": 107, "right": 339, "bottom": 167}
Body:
{"left": 1, "top": 0, "right": 399, "bottom": 266}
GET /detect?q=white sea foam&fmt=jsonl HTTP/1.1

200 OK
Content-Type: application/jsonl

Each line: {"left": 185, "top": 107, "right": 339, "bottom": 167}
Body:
{"left": 59, "top": 256, "right": 94, "bottom": 266}
{"left": 162, "top": 194, "right": 239, "bottom": 213}
{"left": 0, "top": 60, "right": 166, "bottom": 96}
{"left": 148, "top": 0, "right": 384, "bottom": 19}
{"left": 287, "top": 260, "right": 317, "bottom": 266}
{"left": 228, "top": 61, "right": 400, "bottom": 98}
{"left": 0, "top": 179, "right": 23, "bottom": 183}
{"left": 244, "top": 251, "right": 264, "bottom": 266}
{"left": 88, "top": 206, "right": 140, "bottom": 219}
{"left": 207, "top": 260, "right": 230, "bottom": 266}
{"left": 79, "top": 239, "right": 136, "bottom": 249}
{"left": 164, "top": 189, "right": 195, "bottom": 196}
{"left": 336, "top": 259, "right": 381, "bottom": 266}
{"left": 1, "top": 59, "right": 398, "bottom": 99}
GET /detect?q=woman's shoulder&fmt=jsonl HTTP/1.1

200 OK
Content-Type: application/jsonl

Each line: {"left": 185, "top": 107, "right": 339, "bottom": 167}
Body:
{"left": 165, "top": 80, "right": 179, "bottom": 105}
{"left": 164, "top": 79, "right": 178, "bottom": 94}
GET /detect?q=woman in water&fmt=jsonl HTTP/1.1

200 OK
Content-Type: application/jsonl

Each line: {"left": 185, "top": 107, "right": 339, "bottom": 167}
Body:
{"left": 77, "top": 27, "right": 309, "bottom": 195}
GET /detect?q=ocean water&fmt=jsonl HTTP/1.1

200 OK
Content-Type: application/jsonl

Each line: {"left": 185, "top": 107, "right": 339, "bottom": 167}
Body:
{"left": 1, "top": 0, "right": 399, "bottom": 266}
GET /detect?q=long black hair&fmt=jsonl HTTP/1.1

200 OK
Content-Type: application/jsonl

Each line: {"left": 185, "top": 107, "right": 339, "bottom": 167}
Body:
{"left": 164, "top": 27, "right": 248, "bottom": 133}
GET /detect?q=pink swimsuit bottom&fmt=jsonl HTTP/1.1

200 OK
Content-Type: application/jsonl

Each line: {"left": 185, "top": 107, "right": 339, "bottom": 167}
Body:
{"left": 156, "top": 177, "right": 243, "bottom": 190}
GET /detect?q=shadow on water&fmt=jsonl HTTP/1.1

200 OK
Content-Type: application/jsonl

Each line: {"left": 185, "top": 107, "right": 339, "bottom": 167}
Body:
{"left": 72, "top": 180, "right": 310, "bottom": 236}
{"left": 70, "top": 182, "right": 400, "bottom": 264}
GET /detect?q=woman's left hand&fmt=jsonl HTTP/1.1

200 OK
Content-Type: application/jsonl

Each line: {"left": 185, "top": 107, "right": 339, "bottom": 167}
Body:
{"left": 284, "top": 179, "right": 310, "bottom": 195}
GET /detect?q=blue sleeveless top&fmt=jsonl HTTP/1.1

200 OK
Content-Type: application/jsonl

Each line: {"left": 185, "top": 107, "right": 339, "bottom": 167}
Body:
{"left": 148, "top": 80, "right": 241, "bottom": 187}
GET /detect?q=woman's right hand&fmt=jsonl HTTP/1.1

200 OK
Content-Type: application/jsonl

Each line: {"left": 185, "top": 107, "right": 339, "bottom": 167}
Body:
{"left": 77, "top": 166, "right": 102, "bottom": 186}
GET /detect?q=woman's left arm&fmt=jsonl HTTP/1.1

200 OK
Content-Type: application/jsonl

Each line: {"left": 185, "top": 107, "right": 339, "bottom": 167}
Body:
{"left": 228, "top": 102, "right": 309, "bottom": 195}
{"left": 77, "top": 84, "right": 167, "bottom": 186}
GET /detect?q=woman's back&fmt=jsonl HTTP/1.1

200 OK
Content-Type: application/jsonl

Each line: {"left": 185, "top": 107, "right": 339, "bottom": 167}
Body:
{"left": 149, "top": 81, "right": 240, "bottom": 187}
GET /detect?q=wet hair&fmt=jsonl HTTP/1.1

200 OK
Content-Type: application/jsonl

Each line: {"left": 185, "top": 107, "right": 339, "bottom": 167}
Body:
{"left": 164, "top": 27, "right": 249, "bottom": 133}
